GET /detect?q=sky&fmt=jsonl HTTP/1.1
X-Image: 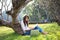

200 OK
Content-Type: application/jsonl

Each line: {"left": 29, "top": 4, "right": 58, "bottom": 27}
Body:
{"left": 0, "top": 0, "right": 34, "bottom": 12}
{"left": 0, "top": 0, "right": 12, "bottom": 12}
{"left": 0, "top": 0, "right": 12, "bottom": 22}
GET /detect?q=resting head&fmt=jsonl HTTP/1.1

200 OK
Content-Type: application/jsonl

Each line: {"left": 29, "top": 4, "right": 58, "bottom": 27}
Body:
{"left": 23, "top": 14, "right": 29, "bottom": 26}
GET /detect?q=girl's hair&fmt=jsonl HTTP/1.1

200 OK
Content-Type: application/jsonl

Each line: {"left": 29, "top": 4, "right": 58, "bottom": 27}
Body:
{"left": 23, "top": 15, "right": 29, "bottom": 26}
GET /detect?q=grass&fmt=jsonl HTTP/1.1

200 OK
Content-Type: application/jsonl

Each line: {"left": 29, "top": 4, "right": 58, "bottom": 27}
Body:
{"left": 0, "top": 23, "right": 60, "bottom": 40}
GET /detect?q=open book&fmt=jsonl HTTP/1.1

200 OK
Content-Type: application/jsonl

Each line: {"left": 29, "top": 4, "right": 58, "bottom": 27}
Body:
{"left": 29, "top": 24, "right": 38, "bottom": 29}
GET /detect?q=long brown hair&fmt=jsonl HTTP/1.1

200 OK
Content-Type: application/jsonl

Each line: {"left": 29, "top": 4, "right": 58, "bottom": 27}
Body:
{"left": 23, "top": 15, "right": 29, "bottom": 26}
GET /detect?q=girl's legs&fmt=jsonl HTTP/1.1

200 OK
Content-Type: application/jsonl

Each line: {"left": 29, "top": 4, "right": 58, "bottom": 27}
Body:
{"left": 24, "top": 30, "right": 31, "bottom": 35}
{"left": 24, "top": 25, "right": 48, "bottom": 35}
{"left": 34, "top": 25, "right": 43, "bottom": 32}
{"left": 34, "top": 25, "right": 48, "bottom": 34}
{"left": 24, "top": 25, "right": 42, "bottom": 35}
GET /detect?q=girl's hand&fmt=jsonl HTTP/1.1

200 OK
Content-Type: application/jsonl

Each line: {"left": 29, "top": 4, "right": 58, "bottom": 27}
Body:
{"left": 29, "top": 27, "right": 34, "bottom": 30}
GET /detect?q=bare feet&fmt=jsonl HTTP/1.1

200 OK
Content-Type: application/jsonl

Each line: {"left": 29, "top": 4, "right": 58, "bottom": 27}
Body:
{"left": 42, "top": 32, "right": 48, "bottom": 35}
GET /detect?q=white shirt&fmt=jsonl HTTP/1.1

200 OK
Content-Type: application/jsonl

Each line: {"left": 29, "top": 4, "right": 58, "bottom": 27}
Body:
{"left": 20, "top": 20, "right": 30, "bottom": 33}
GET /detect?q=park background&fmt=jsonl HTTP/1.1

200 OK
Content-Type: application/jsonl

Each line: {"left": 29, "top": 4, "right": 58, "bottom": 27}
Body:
{"left": 0, "top": 0, "right": 60, "bottom": 40}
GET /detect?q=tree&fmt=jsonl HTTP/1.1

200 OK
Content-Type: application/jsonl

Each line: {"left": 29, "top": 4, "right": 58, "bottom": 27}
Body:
{"left": 48, "top": 0, "right": 60, "bottom": 25}
{"left": 0, "top": 0, "right": 32, "bottom": 35}
{"left": 38, "top": 0, "right": 60, "bottom": 25}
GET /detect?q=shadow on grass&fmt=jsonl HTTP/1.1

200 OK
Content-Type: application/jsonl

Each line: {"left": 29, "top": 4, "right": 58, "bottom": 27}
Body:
{"left": 0, "top": 32, "right": 22, "bottom": 40}
{"left": 0, "top": 32, "right": 31, "bottom": 40}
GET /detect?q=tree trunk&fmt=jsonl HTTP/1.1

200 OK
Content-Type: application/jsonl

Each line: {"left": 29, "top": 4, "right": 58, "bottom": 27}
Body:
{"left": 0, "top": 19, "right": 24, "bottom": 35}
{"left": 0, "top": 0, "right": 32, "bottom": 34}
{"left": 10, "top": 0, "right": 32, "bottom": 34}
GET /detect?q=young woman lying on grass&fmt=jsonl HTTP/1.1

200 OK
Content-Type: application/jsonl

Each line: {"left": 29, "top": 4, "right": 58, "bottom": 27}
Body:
{"left": 20, "top": 14, "right": 48, "bottom": 35}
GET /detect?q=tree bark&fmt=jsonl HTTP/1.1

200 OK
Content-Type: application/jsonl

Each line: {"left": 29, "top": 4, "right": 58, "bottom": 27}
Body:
{"left": 0, "top": 0, "right": 32, "bottom": 34}
{"left": 0, "top": 19, "right": 24, "bottom": 35}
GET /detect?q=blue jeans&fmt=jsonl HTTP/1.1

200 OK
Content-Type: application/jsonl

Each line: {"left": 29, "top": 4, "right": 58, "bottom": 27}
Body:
{"left": 24, "top": 25, "right": 43, "bottom": 35}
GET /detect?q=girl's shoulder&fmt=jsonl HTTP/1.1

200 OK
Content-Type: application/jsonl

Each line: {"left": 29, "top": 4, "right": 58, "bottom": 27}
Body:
{"left": 20, "top": 20, "right": 23, "bottom": 23}
{"left": 20, "top": 20, "right": 24, "bottom": 25}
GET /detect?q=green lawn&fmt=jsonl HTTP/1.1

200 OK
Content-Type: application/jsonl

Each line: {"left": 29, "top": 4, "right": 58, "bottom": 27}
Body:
{"left": 0, "top": 23, "right": 60, "bottom": 40}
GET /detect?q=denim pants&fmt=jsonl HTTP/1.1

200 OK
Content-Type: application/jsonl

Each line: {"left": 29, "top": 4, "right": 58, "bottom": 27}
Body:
{"left": 24, "top": 25, "right": 43, "bottom": 35}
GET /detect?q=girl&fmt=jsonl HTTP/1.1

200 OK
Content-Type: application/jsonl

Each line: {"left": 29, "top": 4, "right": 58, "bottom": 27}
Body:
{"left": 20, "top": 15, "right": 48, "bottom": 35}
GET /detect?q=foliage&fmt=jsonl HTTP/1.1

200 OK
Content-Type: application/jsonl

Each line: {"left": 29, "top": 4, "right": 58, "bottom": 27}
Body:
{"left": 18, "top": 0, "right": 57, "bottom": 23}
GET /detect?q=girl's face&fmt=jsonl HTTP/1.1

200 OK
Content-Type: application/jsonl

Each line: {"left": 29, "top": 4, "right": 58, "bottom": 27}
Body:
{"left": 25, "top": 17, "right": 29, "bottom": 22}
